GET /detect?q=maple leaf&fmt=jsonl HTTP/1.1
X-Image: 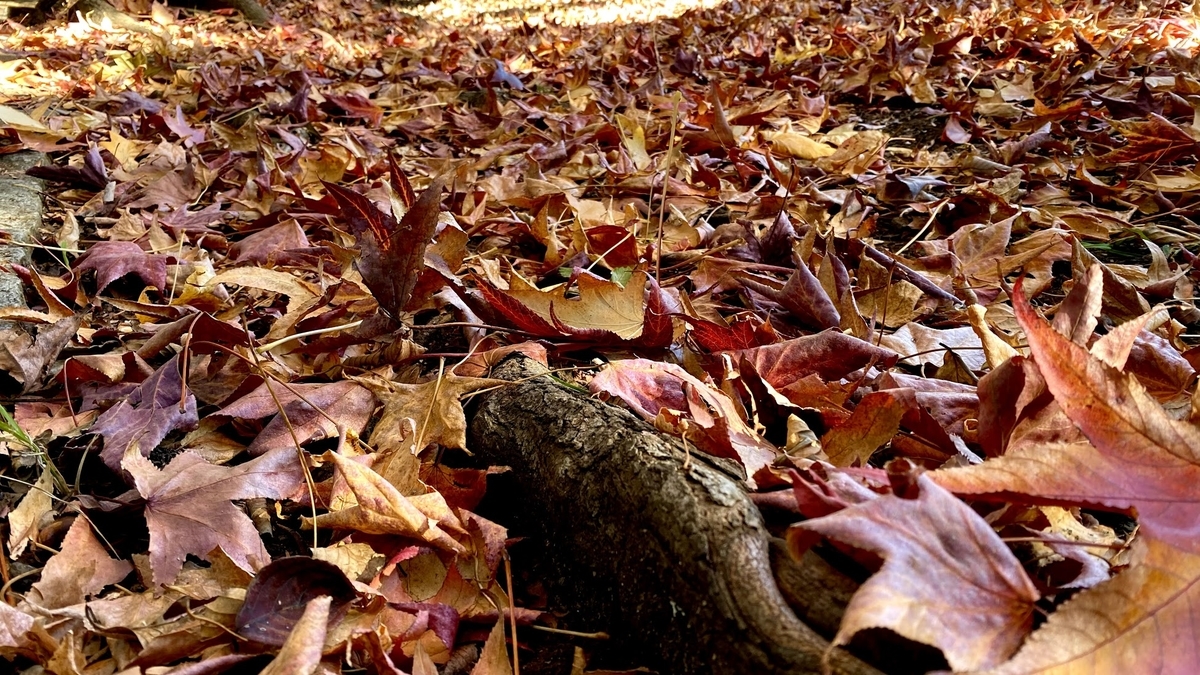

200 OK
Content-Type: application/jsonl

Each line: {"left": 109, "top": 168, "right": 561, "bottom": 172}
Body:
{"left": 215, "top": 380, "right": 376, "bottom": 455}
{"left": 123, "top": 445, "right": 306, "bottom": 585}
{"left": 26, "top": 518, "right": 132, "bottom": 610}
{"left": 506, "top": 271, "right": 650, "bottom": 340}
{"left": 0, "top": 602, "right": 42, "bottom": 660}
{"left": 325, "top": 93, "right": 384, "bottom": 126}
{"left": 935, "top": 279, "right": 1200, "bottom": 552}
{"left": 470, "top": 620, "right": 514, "bottom": 675}
{"left": 305, "top": 451, "right": 467, "bottom": 554}
{"left": 326, "top": 174, "right": 445, "bottom": 319}
{"left": 794, "top": 471, "right": 1039, "bottom": 671}
{"left": 821, "top": 390, "right": 909, "bottom": 467}
{"left": 728, "top": 330, "right": 899, "bottom": 387}
{"left": 73, "top": 241, "right": 169, "bottom": 294}
{"left": 931, "top": 279, "right": 1200, "bottom": 672}
{"left": 589, "top": 358, "right": 777, "bottom": 479}
{"left": 25, "top": 145, "right": 107, "bottom": 189}
{"left": 0, "top": 316, "right": 79, "bottom": 394}
{"left": 90, "top": 355, "right": 198, "bottom": 471}
{"left": 164, "top": 104, "right": 205, "bottom": 147}
{"left": 984, "top": 538, "right": 1200, "bottom": 674}
{"left": 237, "top": 557, "right": 355, "bottom": 647}
{"left": 259, "top": 596, "right": 330, "bottom": 675}
{"left": 739, "top": 263, "right": 840, "bottom": 330}
{"left": 353, "top": 372, "right": 505, "bottom": 455}
{"left": 1100, "top": 113, "right": 1200, "bottom": 164}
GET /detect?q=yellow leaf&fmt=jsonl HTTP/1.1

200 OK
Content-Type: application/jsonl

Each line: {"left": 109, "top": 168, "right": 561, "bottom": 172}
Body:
{"left": 507, "top": 271, "right": 647, "bottom": 339}
{"left": 764, "top": 131, "right": 837, "bottom": 159}
{"left": 0, "top": 104, "right": 47, "bottom": 131}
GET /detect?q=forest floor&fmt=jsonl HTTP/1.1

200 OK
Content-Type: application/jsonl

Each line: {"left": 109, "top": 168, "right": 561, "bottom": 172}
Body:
{"left": 0, "top": 0, "right": 1199, "bottom": 673}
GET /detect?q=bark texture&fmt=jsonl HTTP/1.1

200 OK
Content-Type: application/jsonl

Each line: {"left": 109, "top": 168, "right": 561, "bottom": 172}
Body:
{"left": 468, "top": 355, "right": 880, "bottom": 675}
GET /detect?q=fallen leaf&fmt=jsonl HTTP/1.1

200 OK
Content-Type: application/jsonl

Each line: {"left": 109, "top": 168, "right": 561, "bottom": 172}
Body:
{"left": 27, "top": 518, "right": 132, "bottom": 610}
{"left": 327, "top": 174, "right": 445, "bottom": 319}
{"left": 504, "top": 271, "right": 650, "bottom": 340}
{"left": 765, "top": 131, "right": 837, "bottom": 159}
{"left": 0, "top": 316, "right": 80, "bottom": 394}
{"left": 794, "top": 471, "right": 1038, "bottom": 671}
{"left": 739, "top": 262, "right": 841, "bottom": 330}
{"left": 470, "top": 620, "right": 513, "bottom": 675}
{"left": 822, "top": 391, "right": 908, "bottom": 467}
{"left": 259, "top": 596, "right": 331, "bottom": 675}
{"left": 304, "top": 451, "right": 467, "bottom": 554}
{"left": 728, "top": 330, "right": 898, "bottom": 387}
{"left": 90, "top": 355, "right": 198, "bottom": 471}
{"left": 74, "top": 241, "right": 168, "bottom": 294}
{"left": 123, "top": 445, "right": 306, "bottom": 584}
{"left": 354, "top": 372, "right": 505, "bottom": 455}
{"left": 589, "top": 358, "right": 776, "bottom": 479}
{"left": 236, "top": 557, "right": 355, "bottom": 647}
{"left": 216, "top": 380, "right": 376, "bottom": 455}
{"left": 6, "top": 469, "right": 54, "bottom": 559}
{"left": 984, "top": 538, "right": 1200, "bottom": 674}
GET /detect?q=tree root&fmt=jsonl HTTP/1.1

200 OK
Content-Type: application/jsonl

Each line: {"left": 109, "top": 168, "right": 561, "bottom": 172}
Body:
{"left": 468, "top": 355, "right": 881, "bottom": 675}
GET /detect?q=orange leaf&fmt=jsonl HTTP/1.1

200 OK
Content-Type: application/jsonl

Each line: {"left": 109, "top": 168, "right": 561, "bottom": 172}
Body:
{"left": 985, "top": 538, "right": 1200, "bottom": 674}
{"left": 305, "top": 452, "right": 467, "bottom": 554}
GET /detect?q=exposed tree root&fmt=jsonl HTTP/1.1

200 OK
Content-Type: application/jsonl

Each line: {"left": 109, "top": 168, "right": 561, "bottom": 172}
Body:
{"left": 468, "top": 355, "right": 881, "bottom": 675}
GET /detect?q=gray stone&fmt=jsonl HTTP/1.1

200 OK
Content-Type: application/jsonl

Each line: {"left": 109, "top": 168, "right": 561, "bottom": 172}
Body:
{"left": 0, "top": 150, "right": 45, "bottom": 310}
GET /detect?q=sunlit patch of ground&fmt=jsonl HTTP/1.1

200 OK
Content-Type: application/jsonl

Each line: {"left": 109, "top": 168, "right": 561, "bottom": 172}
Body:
{"left": 407, "top": 0, "right": 729, "bottom": 29}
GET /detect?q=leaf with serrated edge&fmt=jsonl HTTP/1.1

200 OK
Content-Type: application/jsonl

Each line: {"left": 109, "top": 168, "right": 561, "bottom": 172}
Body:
{"left": 795, "top": 473, "right": 1038, "bottom": 671}
{"left": 985, "top": 538, "right": 1200, "bottom": 674}
{"left": 123, "top": 445, "right": 305, "bottom": 585}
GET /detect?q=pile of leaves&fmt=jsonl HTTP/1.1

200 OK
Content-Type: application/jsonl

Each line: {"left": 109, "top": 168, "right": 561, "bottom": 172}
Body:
{"left": 1, "top": 0, "right": 1200, "bottom": 671}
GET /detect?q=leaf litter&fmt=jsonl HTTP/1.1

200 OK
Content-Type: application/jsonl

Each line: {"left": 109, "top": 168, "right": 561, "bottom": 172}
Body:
{"left": 1, "top": 0, "right": 1200, "bottom": 671}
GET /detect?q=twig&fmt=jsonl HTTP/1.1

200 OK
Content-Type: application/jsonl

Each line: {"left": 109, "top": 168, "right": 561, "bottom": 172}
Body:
{"left": 256, "top": 319, "right": 365, "bottom": 353}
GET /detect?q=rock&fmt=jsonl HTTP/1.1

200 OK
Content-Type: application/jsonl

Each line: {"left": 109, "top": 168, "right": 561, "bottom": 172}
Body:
{"left": 0, "top": 151, "right": 45, "bottom": 312}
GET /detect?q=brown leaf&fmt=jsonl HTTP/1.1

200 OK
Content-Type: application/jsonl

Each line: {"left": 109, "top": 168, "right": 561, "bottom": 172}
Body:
{"left": 1100, "top": 113, "right": 1200, "bottom": 164}
{"left": 304, "top": 451, "right": 467, "bottom": 554}
{"left": 90, "top": 355, "right": 198, "bottom": 471}
{"left": 0, "top": 602, "right": 42, "bottom": 659}
{"left": 985, "top": 538, "right": 1200, "bottom": 674}
{"left": 822, "top": 391, "right": 908, "bottom": 467}
{"left": 794, "top": 472, "right": 1038, "bottom": 671}
{"left": 236, "top": 557, "right": 355, "bottom": 647}
{"left": 326, "top": 92, "right": 384, "bottom": 126}
{"left": 74, "top": 241, "right": 168, "bottom": 294}
{"left": 354, "top": 372, "right": 506, "bottom": 454}
{"left": 729, "top": 330, "right": 898, "bottom": 387}
{"left": 216, "top": 380, "right": 376, "bottom": 455}
{"left": 0, "top": 316, "right": 79, "bottom": 394}
{"left": 589, "top": 358, "right": 776, "bottom": 480}
{"left": 739, "top": 262, "right": 840, "bottom": 330}
{"left": 27, "top": 518, "right": 132, "bottom": 610}
{"left": 504, "top": 271, "right": 650, "bottom": 341}
{"left": 259, "top": 596, "right": 331, "bottom": 675}
{"left": 123, "top": 445, "right": 306, "bottom": 584}
{"left": 6, "top": 470, "right": 53, "bottom": 559}
{"left": 326, "top": 175, "right": 445, "bottom": 320}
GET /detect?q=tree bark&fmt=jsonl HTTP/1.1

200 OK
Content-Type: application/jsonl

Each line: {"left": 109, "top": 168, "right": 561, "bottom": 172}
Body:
{"left": 468, "top": 355, "right": 880, "bottom": 675}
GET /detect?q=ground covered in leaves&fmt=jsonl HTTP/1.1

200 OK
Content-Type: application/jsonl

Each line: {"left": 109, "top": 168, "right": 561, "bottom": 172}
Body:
{"left": 1, "top": 0, "right": 1199, "bottom": 672}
